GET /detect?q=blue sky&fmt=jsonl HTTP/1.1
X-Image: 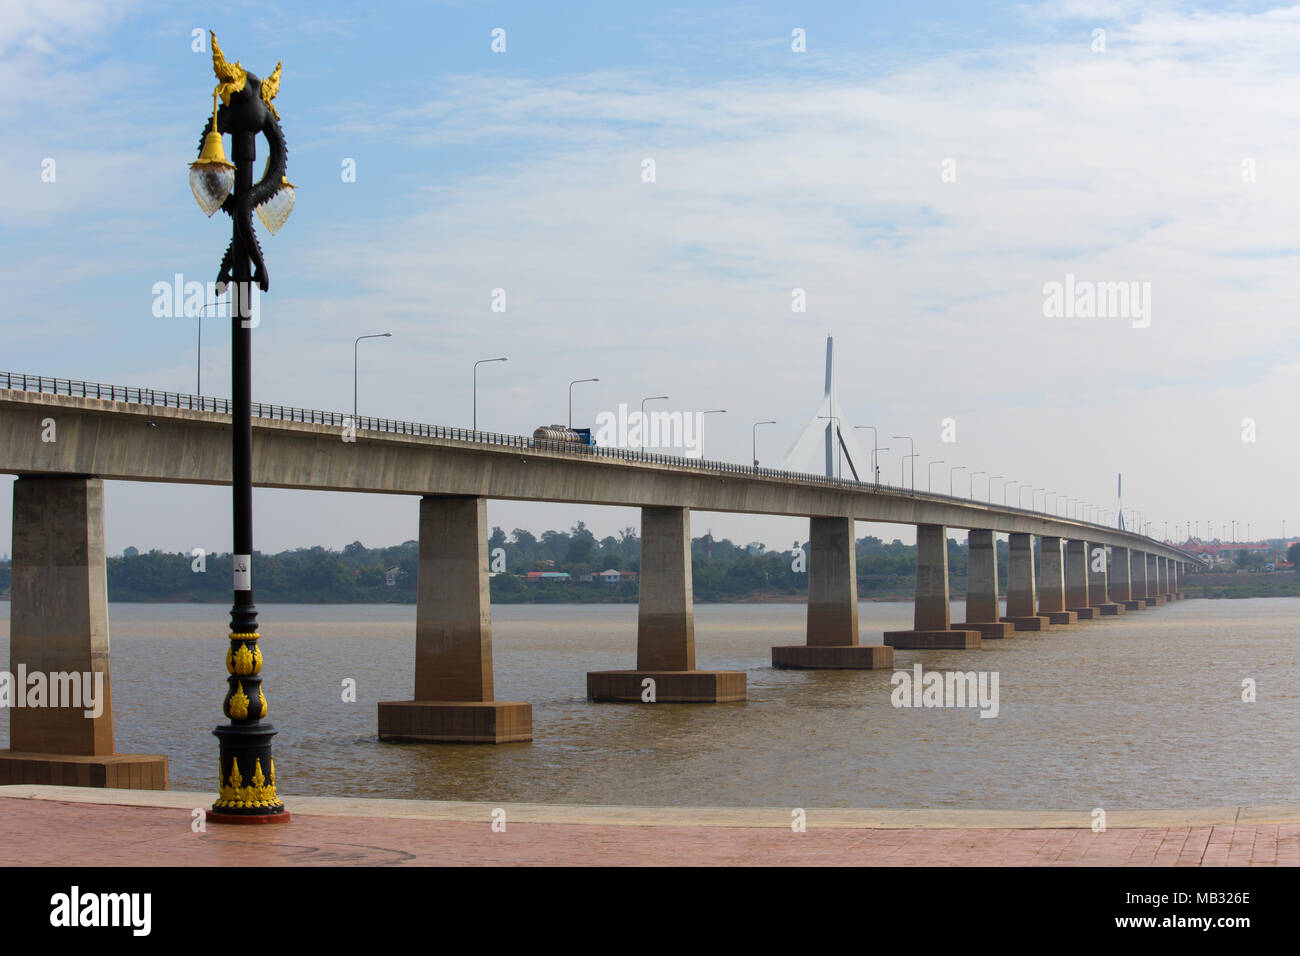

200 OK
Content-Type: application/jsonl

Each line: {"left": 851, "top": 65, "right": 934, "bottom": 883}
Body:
{"left": 3, "top": 0, "right": 1299, "bottom": 555}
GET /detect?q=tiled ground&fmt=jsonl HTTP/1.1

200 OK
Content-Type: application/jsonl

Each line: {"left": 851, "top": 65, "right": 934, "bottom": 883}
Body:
{"left": 2, "top": 797, "right": 1296, "bottom": 865}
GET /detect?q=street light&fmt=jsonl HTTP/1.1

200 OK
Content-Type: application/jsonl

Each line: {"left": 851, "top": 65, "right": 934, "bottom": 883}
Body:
{"left": 893, "top": 436, "right": 915, "bottom": 490}
{"left": 473, "top": 357, "right": 508, "bottom": 432}
{"left": 699, "top": 409, "right": 726, "bottom": 459}
{"left": 354, "top": 332, "right": 392, "bottom": 423}
{"left": 568, "top": 377, "right": 599, "bottom": 429}
{"left": 854, "top": 426, "right": 880, "bottom": 484}
{"left": 190, "top": 32, "right": 292, "bottom": 824}
{"left": 988, "top": 476, "right": 1002, "bottom": 504}
{"left": 902, "top": 453, "right": 918, "bottom": 488}
{"left": 1004, "top": 480, "right": 1017, "bottom": 506}
{"left": 1019, "top": 485, "right": 1033, "bottom": 508}
{"left": 752, "top": 420, "right": 776, "bottom": 467}
{"left": 927, "top": 460, "right": 944, "bottom": 493}
{"left": 641, "top": 395, "right": 669, "bottom": 450}
{"left": 950, "top": 465, "right": 965, "bottom": 497}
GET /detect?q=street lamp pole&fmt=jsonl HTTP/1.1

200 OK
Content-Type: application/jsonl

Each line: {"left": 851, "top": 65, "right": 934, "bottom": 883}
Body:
{"left": 641, "top": 395, "right": 669, "bottom": 451}
{"left": 950, "top": 465, "right": 965, "bottom": 497}
{"left": 699, "top": 409, "right": 726, "bottom": 459}
{"left": 928, "top": 460, "right": 944, "bottom": 493}
{"left": 988, "top": 476, "right": 1002, "bottom": 504}
{"left": 854, "top": 426, "right": 879, "bottom": 484}
{"left": 1004, "top": 480, "right": 1017, "bottom": 506}
{"left": 752, "top": 420, "right": 776, "bottom": 467}
{"left": 354, "top": 332, "right": 392, "bottom": 423}
{"left": 473, "top": 357, "right": 508, "bottom": 432}
{"left": 903, "top": 453, "right": 918, "bottom": 488}
{"left": 893, "top": 435, "right": 914, "bottom": 490}
{"left": 189, "top": 33, "right": 294, "bottom": 824}
{"left": 568, "top": 377, "right": 599, "bottom": 429}
{"left": 970, "top": 470, "right": 984, "bottom": 499}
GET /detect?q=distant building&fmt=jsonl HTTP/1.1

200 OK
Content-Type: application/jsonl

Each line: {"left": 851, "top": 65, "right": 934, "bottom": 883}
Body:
{"left": 384, "top": 566, "right": 402, "bottom": 587}
{"left": 598, "top": 569, "right": 638, "bottom": 584}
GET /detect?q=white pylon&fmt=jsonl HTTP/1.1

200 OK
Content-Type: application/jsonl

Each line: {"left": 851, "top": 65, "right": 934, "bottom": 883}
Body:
{"left": 779, "top": 336, "right": 871, "bottom": 480}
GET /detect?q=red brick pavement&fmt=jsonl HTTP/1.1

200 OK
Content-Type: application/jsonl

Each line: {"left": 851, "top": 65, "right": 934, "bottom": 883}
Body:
{"left": 1, "top": 798, "right": 1297, "bottom": 866}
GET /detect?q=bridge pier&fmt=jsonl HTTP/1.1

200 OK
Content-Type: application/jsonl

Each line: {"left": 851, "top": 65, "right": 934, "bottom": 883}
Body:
{"left": 1111, "top": 545, "right": 1141, "bottom": 610}
{"left": 0, "top": 476, "right": 168, "bottom": 788}
{"left": 378, "top": 495, "right": 532, "bottom": 743}
{"left": 1001, "top": 532, "right": 1050, "bottom": 630}
{"left": 1036, "top": 536, "right": 1077, "bottom": 624}
{"left": 956, "top": 529, "right": 1014, "bottom": 638}
{"left": 1143, "top": 553, "right": 1160, "bottom": 605}
{"left": 1172, "top": 561, "right": 1182, "bottom": 599}
{"left": 1128, "top": 548, "right": 1148, "bottom": 609}
{"left": 1157, "top": 556, "right": 1171, "bottom": 602}
{"left": 884, "top": 525, "right": 980, "bottom": 649}
{"left": 1088, "top": 542, "right": 1123, "bottom": 615}
{"left": 772, "top": 516, "right": 893, "bottom": 668}
{"left": 589, "top": 506, "right": 746, "bottom": 701}
{"left": 1065, "top": 539, "right": 1098, "bottom": 619}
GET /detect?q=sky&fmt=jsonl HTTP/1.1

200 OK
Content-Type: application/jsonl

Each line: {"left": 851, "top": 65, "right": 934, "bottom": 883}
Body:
{"left": 2, "top": 0, "right": 1299, "bottom": 557}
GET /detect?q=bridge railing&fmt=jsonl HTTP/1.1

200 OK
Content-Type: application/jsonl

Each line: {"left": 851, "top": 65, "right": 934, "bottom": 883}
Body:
{"left": 1, "top": 370, "right": 1148, "bottom": 541}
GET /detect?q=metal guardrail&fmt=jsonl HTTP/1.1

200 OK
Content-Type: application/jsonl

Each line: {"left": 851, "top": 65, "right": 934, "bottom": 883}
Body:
{"left": 0, "top": 371, "right": 1167, "bottom": 547}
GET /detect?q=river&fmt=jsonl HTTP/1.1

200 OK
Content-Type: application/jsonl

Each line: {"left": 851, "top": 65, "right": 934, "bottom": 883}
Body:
{"left": 2, "top": 599, "right": 1297, "bottom": 809}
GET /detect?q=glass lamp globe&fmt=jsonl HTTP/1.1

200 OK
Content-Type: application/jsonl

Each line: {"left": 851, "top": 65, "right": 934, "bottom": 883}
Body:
{"left": 256, "top": 178, "right": 296, "bottom": 235}
{"left": 189, "top": 130, "right": 235, "bottom": 217}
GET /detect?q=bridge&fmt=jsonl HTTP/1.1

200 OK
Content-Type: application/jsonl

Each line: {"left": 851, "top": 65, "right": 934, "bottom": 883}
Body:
{"left": 0, "top": 373, "right": 1195, "bottom": 788}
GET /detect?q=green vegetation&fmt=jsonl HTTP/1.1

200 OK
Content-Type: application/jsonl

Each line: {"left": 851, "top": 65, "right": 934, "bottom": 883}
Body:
{"left": 0, "top": 524, "right": 984, "bottom": 604}
{"left": 1179, "top": 572, "right": 1300, "bottom": 600}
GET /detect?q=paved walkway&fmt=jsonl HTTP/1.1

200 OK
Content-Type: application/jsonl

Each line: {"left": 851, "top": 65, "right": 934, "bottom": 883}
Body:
{"left": 1, "top": 787, "right": 1297, "bottom": 865}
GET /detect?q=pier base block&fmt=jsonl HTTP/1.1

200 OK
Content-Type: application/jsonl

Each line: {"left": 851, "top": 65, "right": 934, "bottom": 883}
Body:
{"left": 1043, "top": 611, "right": 1078, "bottom": 625}
{"left": 771, "top": 645, "right": 894, "bottom": 669}
{"left": 883, "top": 629, "right": 981, "bottom": 649}
{"left": 1122, "top": 600, "right": 1144, "bottom": 611}
{"left": 377, "top": 701, "right": 533, "bottom": 744}
{"left": 1142, "top": 597, "right": 1159, "bottom": 607}
{"left": 1000, "top": 615, "right": 1050, "bottom": 631}
{"left": 956, "top": 621, "right": 1015, "bottom": 639}
{"left": 586, "top": 670, "right": 746, "bottom": 702}
{"left": 0, "top": 751, "right": 168, "bottom": 790}
{"left": 1097, "top": 604, "right": 1125, "bottom": 616}
{"left": 1070, "top": 607, "right": 1099, "bottom": 620}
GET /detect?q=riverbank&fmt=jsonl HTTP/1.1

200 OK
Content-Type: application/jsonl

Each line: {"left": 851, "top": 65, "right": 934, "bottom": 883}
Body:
{"left": 2, "top": 786, "right": 1295, "bottom": 866}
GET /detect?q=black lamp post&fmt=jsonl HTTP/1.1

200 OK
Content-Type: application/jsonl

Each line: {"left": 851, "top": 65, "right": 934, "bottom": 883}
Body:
{"left": 190, "top": 32, "right": 293, "bottom": 824}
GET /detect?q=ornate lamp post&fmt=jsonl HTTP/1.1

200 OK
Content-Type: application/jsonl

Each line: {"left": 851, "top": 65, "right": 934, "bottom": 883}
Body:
{"left": 189, "top": 32, "right": 293, "bottom": 824}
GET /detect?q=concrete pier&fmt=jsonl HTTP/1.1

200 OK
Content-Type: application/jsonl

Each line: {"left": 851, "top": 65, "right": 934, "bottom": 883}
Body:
{"left": 1088, "top": 543, "right": 1123, "bottom": 615}
{"left": 772, "top": 517, "right": 893, "bottom": 669}
{"left": 956, "top": 529, "right": 1014, "bottom": 638}
{"left": 1001, "top": 532, "right": 1049, "bottom": 630}
{"left": 589, "top": 506, "right": 746, "bottom": 700}
{"left": 378, "top": 495, "right": 532, "bottom": 743}
{"left": 1143, "top": 553, "right": 1161, "bottom": 605}
{"left": 1126, "top": 548, "right": 1147, "bottom": 610}
{"left": 884, "top": 525, "right": 980, "bottom": 649}
{"left": 0, "top": 477, "right": 167, "bottom": 788}
{"left": 1065, "top": 540, "right": 1098, "bottom": 620}
{"left": 1036, "top": 536, "right": 1077, "bottom": 625}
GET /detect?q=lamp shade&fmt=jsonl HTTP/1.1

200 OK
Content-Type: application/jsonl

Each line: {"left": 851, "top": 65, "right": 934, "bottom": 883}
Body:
{"left": 189, "top": 130, "right": 235, "bottom": 216}
{"left": 255, "top": 178, "right": 295, "bottom": 234}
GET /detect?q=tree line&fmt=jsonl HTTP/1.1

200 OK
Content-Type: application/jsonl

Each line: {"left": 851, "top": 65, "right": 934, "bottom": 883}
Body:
{"left": 0, "top": 523, "right": 989, "bottom": 604}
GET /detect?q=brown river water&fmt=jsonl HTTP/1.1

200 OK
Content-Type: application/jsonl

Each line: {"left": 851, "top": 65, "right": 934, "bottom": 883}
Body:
{"left": 2, "top": 599, "right": 1297, "bottom": 809}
